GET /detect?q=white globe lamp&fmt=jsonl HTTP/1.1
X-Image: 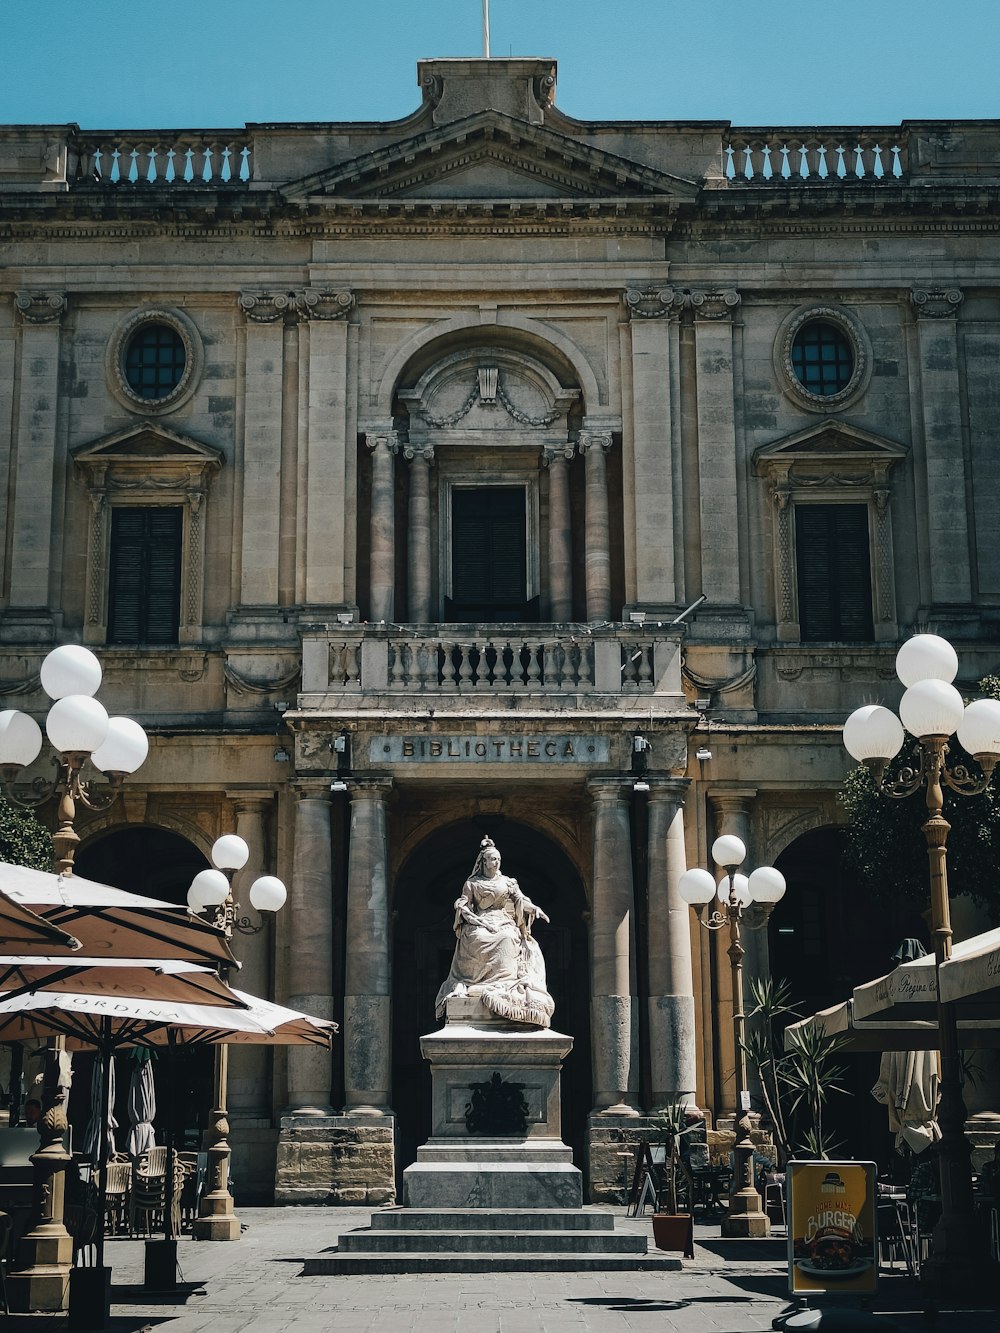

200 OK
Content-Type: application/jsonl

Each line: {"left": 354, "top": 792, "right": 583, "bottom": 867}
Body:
{"left": 712, "top": 834, "right": 747, "bottom": 868}
{"left": 39, "top": 644, "right": 103, "bottom": 700}
{"left": 45, "top": 695, "right": 109, "bottom": 756}
{"left": 899, "top": 679, "right": 965, "bottom": 739}
{"left": 896, "top": 634, "right": 958, "bottom": 688}
{"left": 0, "top": 710, "right": 44, "bottom": 768}
{"left": 212, "top": 835, "right": 250, "bottom": 871}
{"left": 188, "top": 868, "right": 230, "bottom": 908}
{"left": 249, "top": 876, "right": 287, "bottom": 913}
{"left": 748, "top": 866, "right": 787, "bottom": 905}
{"left": 956, "top": 698, "right": 1000, "bottom": 761}
{"left": 91, "top": 717, "right": 148, "bottom": 775}
{"left": 677, "top": 868, "right": 717, "bottom": 906}
{"left": 843, "top": 704, "right": 906, "bottom": 764}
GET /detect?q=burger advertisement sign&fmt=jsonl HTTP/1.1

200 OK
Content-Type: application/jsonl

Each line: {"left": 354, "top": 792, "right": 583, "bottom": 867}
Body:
{"left": 788, "top": 1161, "right": 878, "bottom": 1296}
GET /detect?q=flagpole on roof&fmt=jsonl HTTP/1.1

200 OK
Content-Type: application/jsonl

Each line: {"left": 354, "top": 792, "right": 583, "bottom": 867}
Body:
{"left": 482, "top": 0, "right": 490, "bottom": 58}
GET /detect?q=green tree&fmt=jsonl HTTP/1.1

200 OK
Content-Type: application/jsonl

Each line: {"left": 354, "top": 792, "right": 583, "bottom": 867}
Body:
{"left": 839, "top": 676, "right": 1000, "bottom": 921}
{"left": 0, "top": 797, "right": 52, "bottom": 871}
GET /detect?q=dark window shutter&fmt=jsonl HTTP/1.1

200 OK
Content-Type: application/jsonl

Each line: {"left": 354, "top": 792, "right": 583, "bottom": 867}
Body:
{"left": 795, "top": 503, "right": 873, "bottom": 642}
{"left": 108, "top": 507, "right": 182, "bottom": 644}
{"left": 451, "top": 488, "right": 528, "bottom": 620}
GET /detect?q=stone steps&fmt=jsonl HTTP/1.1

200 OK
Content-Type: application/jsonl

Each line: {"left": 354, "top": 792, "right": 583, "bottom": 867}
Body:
{"left": 303, "top": 1207, "right": 684, "bottom": 1274}
{"left": 370, "top": 1208, "right": 610, "bottom": 1231}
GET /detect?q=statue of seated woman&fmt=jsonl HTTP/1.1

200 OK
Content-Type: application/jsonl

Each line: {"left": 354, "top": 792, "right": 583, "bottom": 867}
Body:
{"left": 435, "top": 836, "right": 555, "bottom": 1028}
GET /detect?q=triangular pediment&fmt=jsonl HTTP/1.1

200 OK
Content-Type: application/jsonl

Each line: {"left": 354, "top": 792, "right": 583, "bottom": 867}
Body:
{"left": 754, "top": 421, "right": 908, "bottom": 474}
{"left": 73, "top": 424, "right": 223, "bottom": 468}
{"left": 281, "top": 110, "right": 698, "bottom": 203}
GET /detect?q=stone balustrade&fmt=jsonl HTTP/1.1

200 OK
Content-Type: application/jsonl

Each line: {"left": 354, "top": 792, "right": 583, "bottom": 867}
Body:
{"left": 301, "top": 625, "right": 685, "bottom": 699}
{"left": 725, "top": 131, "right": 906, "bottom": 182}
{"left": 70, "top": 136, "right": 253, "bottom": 185}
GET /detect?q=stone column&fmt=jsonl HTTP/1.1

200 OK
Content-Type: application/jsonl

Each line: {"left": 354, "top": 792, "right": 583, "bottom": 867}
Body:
{"left": 625, "top": 294, "right": 677, "bottom": 605}
{"left": 910, "top": 288, "right": 972, "bottom": 608}
{"left": 366, "top": 431, "right": 399, "bottom": 624}
{"left": 226, "top": 795, "right": 273, "bottom": 1120}
{"left": 238, "top": 292, "right": 289, "bottom": 607}
{"left": 588, "top": 778, "right": 639, "bottom": 1114}
{"left": 646, "top": 779, "right": 697, "bottom": 1110}
{"left": 694, "top": 290, "right": 742, "bottom": 608}
{"left": 344, "top": 779, "right": 393, "bottom": 1115}
{"left": 708, "top": 791, "right": 762, "bottom": 1115}
{"left": 543, "top": 444, "right": 574, "bottom": 621}
{"left": 578, "top": 429, "right": 613, "bottom": 621}
{"left": 404, "top": 444, "right": 434, "bottom": 622}
{"left": 302, "top": 289, "right": 355, "bottom": 606}
{"left": 286, "top": 783, "right": 334, "bottom": 1114}
{"left": 7, "top": 293, "right": 67, "bottom": 620}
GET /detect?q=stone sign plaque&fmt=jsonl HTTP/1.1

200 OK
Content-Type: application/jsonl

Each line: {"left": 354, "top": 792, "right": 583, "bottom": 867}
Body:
{"left": 370, "top": 735, "right": 610, "bottom": 763}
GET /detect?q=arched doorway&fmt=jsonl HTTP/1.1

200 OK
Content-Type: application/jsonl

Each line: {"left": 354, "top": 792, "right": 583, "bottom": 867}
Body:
{"left": 768, "top": 826, "right": 931, "bottom": 1170}
{"left": 71, "top": 827, "right": 214, "bottom": 1153}
{"left": 391, "top": 817, "right": 591, "bottom": 1183}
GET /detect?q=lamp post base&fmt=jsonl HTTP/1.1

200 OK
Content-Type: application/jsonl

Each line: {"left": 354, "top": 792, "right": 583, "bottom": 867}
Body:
{"left": 192, "top": 1198, "right": 241, "bottom": 1242}
{"left": 721, "top": 1186, "right": 771, "bottom": 1239}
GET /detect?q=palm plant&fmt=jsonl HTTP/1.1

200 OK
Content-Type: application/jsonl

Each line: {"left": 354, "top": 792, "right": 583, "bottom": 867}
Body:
{"left": 743, "top": 976, "right": 849, "bottom": 1162}
{"left": 658, "top": 1100, "right": 697, "bottom": 1214}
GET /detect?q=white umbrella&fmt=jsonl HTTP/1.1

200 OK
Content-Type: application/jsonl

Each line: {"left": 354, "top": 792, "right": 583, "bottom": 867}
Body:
{"left": 126, "top": 1052, "right": 156, "bottom": 1157}
{"left": 872, "top": 1047, "right": 942, "bottom": 1153}
{"left": 83, "top": 1050, "right": 117, "bottom": 1162}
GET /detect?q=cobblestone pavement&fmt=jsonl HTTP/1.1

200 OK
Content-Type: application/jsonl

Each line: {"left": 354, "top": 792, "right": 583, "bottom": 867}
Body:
{"left": 5, "top": 1208, "right": 998, "bottom": 1333}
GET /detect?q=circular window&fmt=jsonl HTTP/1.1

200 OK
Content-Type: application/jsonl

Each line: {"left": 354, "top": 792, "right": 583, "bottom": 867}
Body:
{"left": 106, "top": 308, "right": 203, "bottom": 414}
{"left": 775, "top": 306, "right": 870, "bottom": 413}
{"left": 791, "top": 321, "right": 853, "bottom": 397}
{"left": 124, "top": 323, "right": 186, "bottom": 400}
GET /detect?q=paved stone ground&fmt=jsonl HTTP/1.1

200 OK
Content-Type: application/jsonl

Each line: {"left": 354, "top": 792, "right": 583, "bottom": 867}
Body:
{"left": 5, "top": 1208, "right": 998, "bottom": 1333}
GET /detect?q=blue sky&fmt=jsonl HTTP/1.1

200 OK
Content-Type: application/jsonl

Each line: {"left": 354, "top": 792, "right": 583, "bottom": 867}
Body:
{"left": 1, "top": 0, "right": 995, "bottom": 128}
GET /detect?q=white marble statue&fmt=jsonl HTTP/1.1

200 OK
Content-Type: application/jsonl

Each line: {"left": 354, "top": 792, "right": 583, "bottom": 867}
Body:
{"left": 435, "top": 836, "right": 555, "bottom": 1028}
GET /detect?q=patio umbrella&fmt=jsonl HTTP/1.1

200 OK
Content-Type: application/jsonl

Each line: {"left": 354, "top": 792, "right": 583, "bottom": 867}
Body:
{"left": 0, "top": 862, "right": 235, "bottom": 966}
{"left": 784, "top": 998, "right": 1000, "bottom": 1053}
{"left": 125, "top": 1050, "right": 156, "bottom": 1157}
{"left": 872, "top": 1047, "right": 941, "bottom": 1153}
{"left": 853, "top": 926, "right": 1000, "bottom": 1023}
{"left": 0, "top": 956, "right": 248, "bottom": 1007}
{"left": 0, "top": 986, "right": 336, "bottom": 1273}
{"left": 0, "top": 886, "right": 82, "bottom": 952}
{"left": 82, "top": 1048, "right": 117, "bottom": 1162}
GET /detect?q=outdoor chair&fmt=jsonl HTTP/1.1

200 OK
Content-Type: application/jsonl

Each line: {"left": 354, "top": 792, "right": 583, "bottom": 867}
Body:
{"left": 65, "top": 1203, "right": 99, "bottom": 1268}
{"left": 177, "top": 1152, "right": 201, "bottom": 1229}
{"left": 129, "top": 1153, "right": 183, "bottom": 1237}
{"left": 0, "top": 1210, "right": 10, "bottom": 1316}
{"left": 103, "top": 1158, "right": 131, "bottom": 1235}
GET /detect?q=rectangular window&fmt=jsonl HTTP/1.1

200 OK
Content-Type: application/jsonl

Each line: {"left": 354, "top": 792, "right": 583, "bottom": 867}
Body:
{"left": 446, "top": 486, "right": 536, "bottom": 621}
{"left": 794, "top": 503, "right": 873, "bottom": 642}
{"left": 108, "top": 507, "right": 183, "bottom": 644}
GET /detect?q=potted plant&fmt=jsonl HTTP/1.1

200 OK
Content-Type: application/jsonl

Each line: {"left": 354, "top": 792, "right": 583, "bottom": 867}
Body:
{"left": 651, "top": 1100, "right": 697, "bottom": 1258}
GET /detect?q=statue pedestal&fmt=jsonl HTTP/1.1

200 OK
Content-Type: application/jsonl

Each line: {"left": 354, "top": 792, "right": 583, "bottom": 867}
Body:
{"left": 403, "top": 997, "right": 582, "bottom": 1209}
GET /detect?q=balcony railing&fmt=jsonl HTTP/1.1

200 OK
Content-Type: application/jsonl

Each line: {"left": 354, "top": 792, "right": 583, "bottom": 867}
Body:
{"left": 725, "top": 130, "right": 907, "bottom": 183}
{"left": 70, "top": 136, "right": 253, "bottom": 186}
{"left": 301, "top": 625, "right": 686, "bottom": 700}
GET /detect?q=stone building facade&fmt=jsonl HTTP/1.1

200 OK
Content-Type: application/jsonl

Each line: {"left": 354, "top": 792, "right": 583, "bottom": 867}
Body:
{"left": 1, "top": 58, "right": 998, "bottom": 1201}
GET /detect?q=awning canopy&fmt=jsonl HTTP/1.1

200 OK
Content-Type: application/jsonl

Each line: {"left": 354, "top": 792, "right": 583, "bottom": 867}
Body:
{"left": 0, "top": 955, "right": 246, "bottom": 1008}
{"left": 784, "top": 997, "right": 1000, "bottom": 1053}
{"left": 0, "top": 886, "right": 81, "bottom": 952}
{"left": 852, "top": 928, "right": 1000, "bottom": 1023}
{"left": 939, "top": 929, "right": 1000, "bottom": 1010}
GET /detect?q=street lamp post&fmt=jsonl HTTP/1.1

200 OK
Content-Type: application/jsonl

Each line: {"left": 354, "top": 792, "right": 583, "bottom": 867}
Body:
{"left": 843, "top": 633, "right": 1000, "bottom": 1293}
{"left": 0, "top": 644, "right": 147, "bottom": 1313}
{"left": 678, "top": 836, "right": 786, "bottom": 1238}
{"left": 187, "top": 835, "right": 286, "bottom": 1241}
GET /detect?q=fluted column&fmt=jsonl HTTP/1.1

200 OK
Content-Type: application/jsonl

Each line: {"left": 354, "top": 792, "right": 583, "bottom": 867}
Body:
{"left": 286, "top": 784, "right": 334, "bottom": 1114}
{"left": 646, "top": 779, "right": 697, "bottom": 1110}
{"left": 543, "top": 444, "right": 574, "bottom": 620}
{"left": 366, "top": 431, "right": 399, "bottom": 623}
{"left": 405, "top": 444, "right": 434, "bottom": 622}
{"left": 588, "top": 778, "right": 639, "bottom": 1114}
{"left": 227, "top": 795, "right": 273, "bottom": 1120}
{"left": 708, "top": 791, "right": 761, "bottom": 1115}
{"left": 578, "top": 429, "right": 613, "bottom": 621}
{"left": 344, "top": 778, "right": 393, "bottom": 1115}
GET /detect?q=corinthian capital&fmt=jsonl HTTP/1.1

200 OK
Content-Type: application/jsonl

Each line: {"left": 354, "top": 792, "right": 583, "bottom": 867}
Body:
{"left": 365, "top": 431, "right": 400, "bottom": 456}
{"left": 15, "top": 292, "right": 67, "bottom": 324}
{"left": 911, "top": 287, "right": 963, "bottom": 319}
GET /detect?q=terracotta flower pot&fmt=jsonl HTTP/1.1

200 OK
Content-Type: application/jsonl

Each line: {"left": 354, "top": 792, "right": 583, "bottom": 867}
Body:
{"left": 651, "top": 1212, "right": 694, "bottom": 1258}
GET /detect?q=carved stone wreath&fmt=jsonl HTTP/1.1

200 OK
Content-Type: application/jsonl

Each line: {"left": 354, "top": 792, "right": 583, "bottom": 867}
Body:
{"left": 419, "top": 370, "right": 561, "bottom": 429}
